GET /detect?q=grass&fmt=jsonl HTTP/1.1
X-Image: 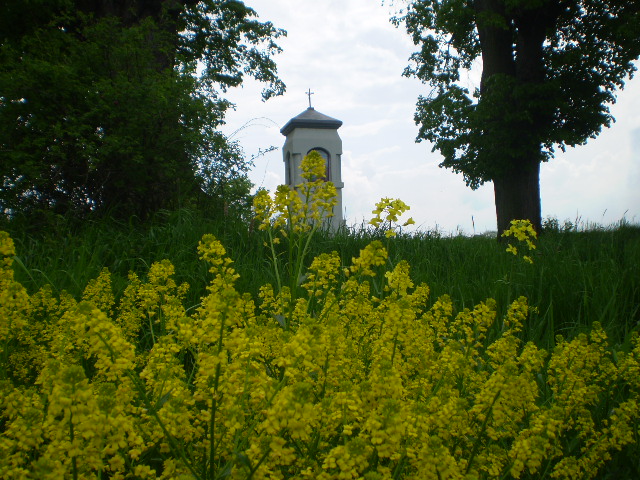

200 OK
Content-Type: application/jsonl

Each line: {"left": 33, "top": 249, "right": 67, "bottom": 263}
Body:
{"left": 2, "top": 208, "right": 639, "bottom": 350}
{"left": 2, "top": 208, "right": 640, "bottom": 478}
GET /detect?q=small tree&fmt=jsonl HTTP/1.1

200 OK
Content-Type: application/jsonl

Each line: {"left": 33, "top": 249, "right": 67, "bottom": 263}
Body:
{"left": 392, "top": 0, "right": 640, "bottom": 234}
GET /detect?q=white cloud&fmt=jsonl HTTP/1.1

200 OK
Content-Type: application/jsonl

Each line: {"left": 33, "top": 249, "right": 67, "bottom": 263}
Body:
{"left": 341, "top": 119, "right": 394, "bottom": 138}
{"left": 223, "top": 0, "right": 640, "bottom": 234}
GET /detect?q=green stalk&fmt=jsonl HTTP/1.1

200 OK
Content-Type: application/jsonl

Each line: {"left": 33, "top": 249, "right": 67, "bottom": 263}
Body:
{"left": 208, "top": 306, "right": 227, "bottom": 478}
{"left": 245, "top": 447, "right": 271, "bottom": 480}
{"left": 390, "top": 330, "right": 399, "bottom": 366}
{"left": 297, "top": 222, "right": 318, "bottom": 286}
{"left": 292, "top": 184, "right": 316, "bottom": 292}
{"left": 69, "top": 410, "right": 78, "bottom": 480}
{"left": 0, "top": 337, "right": 10, "bottom": 381}
{"left": 148, "top": 313, "right": 156, "bottom": 345}
{"left": 465, "top": 389, "right": 501, "bottom": 475}
{"left": 266, "top": 228, "right": 282, "bottom": 295}
{"left": 208, "top": 363, "right": 222, "bottom": 480}
{"left": 392, "top": 454, "right": 407, "bottom": 479}
{"left": 96, "top": 331, "right": 202, "bottom": 480}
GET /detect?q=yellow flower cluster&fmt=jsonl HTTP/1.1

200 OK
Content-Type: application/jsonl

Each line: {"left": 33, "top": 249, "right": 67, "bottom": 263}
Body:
{"left": 369, "top": 198, "right": 415, "bottom": 238}
{"left": 2, "top": 225, "right": 639, "bottom": 479}
{"left": 253, "top": 151, "right": 339, "bottom": 301}
{"left": 253, "top": 151, "right": 338, "bottom": 236}
{"left": 501, "top": 219, "right": 538, "bottom": 264}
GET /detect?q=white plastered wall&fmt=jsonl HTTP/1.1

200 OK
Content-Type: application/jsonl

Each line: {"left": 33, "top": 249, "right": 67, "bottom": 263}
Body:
{"left": 282, "top": 127, "right": 344, "bottom": 231}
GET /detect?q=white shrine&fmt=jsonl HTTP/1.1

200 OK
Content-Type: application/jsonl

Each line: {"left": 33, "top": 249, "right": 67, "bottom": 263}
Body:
{"left": 280, "top": 104, "right": 344, "bottom": 231}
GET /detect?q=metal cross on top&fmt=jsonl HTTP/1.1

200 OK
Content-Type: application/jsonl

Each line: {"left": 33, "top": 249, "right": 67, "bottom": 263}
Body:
{"left": 306, "top": 88, "right": 314, "bottom": 108}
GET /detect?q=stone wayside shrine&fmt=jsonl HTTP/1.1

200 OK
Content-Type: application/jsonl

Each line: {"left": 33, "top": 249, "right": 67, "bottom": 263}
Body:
{"left": 280, "top": 95, "right": 344, "bottom": 231}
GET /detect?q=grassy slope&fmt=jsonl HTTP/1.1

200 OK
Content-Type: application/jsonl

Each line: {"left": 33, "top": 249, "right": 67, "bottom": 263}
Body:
{"left": 3, "top": 208, "right": 639, "bottom": 349}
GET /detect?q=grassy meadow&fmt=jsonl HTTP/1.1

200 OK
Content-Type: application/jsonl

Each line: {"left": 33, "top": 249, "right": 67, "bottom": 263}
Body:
{"left": 4, "top": 207, "right": 639, "bottom": 349}
{"left": 2, "top": 199, "right": 640, "bottom": 479}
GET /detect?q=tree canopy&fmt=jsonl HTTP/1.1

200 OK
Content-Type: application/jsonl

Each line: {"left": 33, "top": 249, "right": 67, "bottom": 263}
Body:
{"left": 0, "top": 0, "right": 285, "bottom": 219}
{"left": 392, "top": 0, "right": 640, "bottom": 233}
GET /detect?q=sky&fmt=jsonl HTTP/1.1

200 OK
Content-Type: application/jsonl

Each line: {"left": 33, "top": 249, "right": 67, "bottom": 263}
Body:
{"left": 221, "top": 0, "right": 640, "bottom": 235}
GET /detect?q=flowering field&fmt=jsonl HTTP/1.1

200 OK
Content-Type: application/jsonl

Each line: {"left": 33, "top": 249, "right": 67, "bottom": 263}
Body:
{"left": 1, "top": 153, "right": 639, "bottom": 479}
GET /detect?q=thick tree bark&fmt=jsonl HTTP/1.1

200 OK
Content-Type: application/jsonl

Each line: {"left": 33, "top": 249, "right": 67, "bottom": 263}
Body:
{"left": 474, "top": 0, "right": 558, "bottom": 236}
{"left": 493, "top": 156, "right": 542, "bottom": 236}
{"left": 74, "top": 0, "right": 199, "bottom": 218}
{"left": 474, "top": 0, "right": 515, "bottom": 92}
{"left": 494, "top": 8, "right": 550, "bottom": 235}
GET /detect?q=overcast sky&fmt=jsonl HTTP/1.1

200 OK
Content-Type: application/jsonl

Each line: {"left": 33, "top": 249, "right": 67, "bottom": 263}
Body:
{"left": 221, "top": 0, "right": 640, "bottom": 235}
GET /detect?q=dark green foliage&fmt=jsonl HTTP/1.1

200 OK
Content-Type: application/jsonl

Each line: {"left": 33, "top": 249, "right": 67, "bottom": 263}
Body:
{"left": 392, "top": 0, "right": 640, "bottom": 233}
{"left": 0, "top": 0, "right": 284, "bottom": 219}
{"left": 396, "top": 0, "right": 640, "bottom": 182}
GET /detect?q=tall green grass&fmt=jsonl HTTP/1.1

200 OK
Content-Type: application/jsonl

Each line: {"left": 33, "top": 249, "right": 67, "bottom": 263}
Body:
{"left": 3, "top": 209, "right": 639, "bottom": 349}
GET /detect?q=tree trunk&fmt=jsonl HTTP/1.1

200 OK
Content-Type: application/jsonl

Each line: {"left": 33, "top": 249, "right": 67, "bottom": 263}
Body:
{"left": 493, "top": 155, "right": 542, "bottom": 236}
{"left": 74, "top": 0, "right": 197, "bottom": 218}
{"left": 474, "top": 0, "right": 557, "bottom": 238}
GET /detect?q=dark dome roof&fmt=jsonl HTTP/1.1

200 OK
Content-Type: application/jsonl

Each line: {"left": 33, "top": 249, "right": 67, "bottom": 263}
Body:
{"left": 280, "top": 107, "right": 343, "bottom": 136}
